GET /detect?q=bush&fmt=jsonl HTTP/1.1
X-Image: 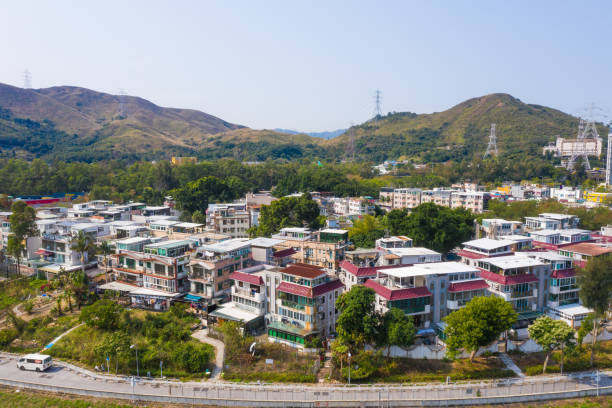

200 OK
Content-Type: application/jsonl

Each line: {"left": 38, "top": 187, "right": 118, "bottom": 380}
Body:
{"left": 525, "top": 365, "right": 561, "bottom": 376}
{"left": 0, "top": 328, "right": 18, "bottom": 346}
{"left": 224, "top": 372, "right": 316, "bottom": 383}
{"left": 80, "top": 299, "right": 122, "bottom": 330}
{"left": 23, "top": 300, "right": 34, "bottom": 314}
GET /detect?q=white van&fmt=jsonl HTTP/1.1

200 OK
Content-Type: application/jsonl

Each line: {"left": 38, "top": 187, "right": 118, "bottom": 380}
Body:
{"left": 17, "top": 354, "right": 52, "bottom": 372}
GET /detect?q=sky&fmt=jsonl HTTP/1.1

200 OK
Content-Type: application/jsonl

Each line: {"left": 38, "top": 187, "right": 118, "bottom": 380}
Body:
{"left": 1, "top": 0, "right": 611, "bottom": 131}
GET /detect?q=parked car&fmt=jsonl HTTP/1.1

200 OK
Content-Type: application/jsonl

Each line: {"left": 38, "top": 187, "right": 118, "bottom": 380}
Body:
{"left": 17, "top": 354, "right": 52, "bottom": 372}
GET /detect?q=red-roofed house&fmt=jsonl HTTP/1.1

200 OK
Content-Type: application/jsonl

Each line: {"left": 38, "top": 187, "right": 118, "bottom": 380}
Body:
{"left": 268, "top": 262, "right": 345, "bottom": 348}
{"left": 364, "top": 279, "right": 432, "bottom": 328}
{"left": 338, "top": 260, "right": 408, "bottom": 289}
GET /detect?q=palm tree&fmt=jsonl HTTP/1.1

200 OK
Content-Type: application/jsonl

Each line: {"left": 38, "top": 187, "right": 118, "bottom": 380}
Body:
{"left": 99, "top": 241, "right": 113, "bottom": 283}
{"left": 68, "top": 269, "right": 89, "bottom": 310}
{"left": 70, "top": 231, "right": 94, "bottom": 276}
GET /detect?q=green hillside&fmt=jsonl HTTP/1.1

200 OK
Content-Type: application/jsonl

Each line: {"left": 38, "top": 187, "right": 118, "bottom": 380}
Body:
{"left": 328, "top": 93, "right": 606, "bottom": 162}
{"left": 0, "top": 84, "right": 605, "bottom": 163}
{"left": 0, "top": 83, "right": 324, "bottom": 161}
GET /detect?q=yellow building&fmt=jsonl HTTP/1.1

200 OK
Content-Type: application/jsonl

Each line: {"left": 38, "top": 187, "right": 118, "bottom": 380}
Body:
{"left": 171, "top": 157, "right": 197, "bottom": 165}
{"left": 584, "top": 191, "right": 612, "bottom": 204}
{"left": 496, "top": 186, "right": 511, "bottom": 195}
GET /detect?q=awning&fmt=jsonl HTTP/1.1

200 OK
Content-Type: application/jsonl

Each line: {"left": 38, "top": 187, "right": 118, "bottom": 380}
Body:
{"left": 98, "top": 281, "right": 138, "bottom": 293}
{"left": 416, "top": 328, "right": 436, "bottom": 336}
{"left": 184, "top": 294, "right": 203, "bottom": 302}
{"left": 35, "top": 249, "right": 53, "bottom": 256}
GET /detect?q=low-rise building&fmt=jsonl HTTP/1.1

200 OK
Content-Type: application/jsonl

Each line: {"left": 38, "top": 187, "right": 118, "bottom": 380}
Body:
{"left": 268, "top": 263, "right": 344, "bottom": 347}
{"left": 479, "top": 219, "right": 523, "bottom": 238}
{"left": 206, "top": 203, "right": 251, "bottom": 238}
{"left": 188, "top": 239, "right": 252, "bottom": 300}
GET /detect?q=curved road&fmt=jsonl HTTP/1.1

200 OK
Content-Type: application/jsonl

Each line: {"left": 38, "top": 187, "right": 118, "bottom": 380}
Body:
{"left": 0, "top": 353, "right": 610, "bottom": 407}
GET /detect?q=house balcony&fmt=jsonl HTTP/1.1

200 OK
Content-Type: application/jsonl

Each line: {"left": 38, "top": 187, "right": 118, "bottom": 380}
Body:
{"left": 405, "top": 304, "right": 430, "bottom": 315}
{"left": 549, "top": 285, "right": 578, "bottom": 295}
{"left": 231, "top": 286, "right": 265, "bottom": 302}
{"left": 446, "top": 300, "right": 460, "bottom": 310}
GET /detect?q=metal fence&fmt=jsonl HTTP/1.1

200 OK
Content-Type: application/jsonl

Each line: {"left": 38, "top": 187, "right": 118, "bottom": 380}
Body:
{"left": 0, "top": 376, "right": 610, "bottom": 407}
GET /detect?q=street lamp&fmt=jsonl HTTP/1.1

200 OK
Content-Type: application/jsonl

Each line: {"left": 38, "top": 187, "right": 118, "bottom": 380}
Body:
{"left": 347, "top": 352, "right": 351, "bottom": 385}
{"left": 130, "top": 344, "right": 139, "bottom": 377}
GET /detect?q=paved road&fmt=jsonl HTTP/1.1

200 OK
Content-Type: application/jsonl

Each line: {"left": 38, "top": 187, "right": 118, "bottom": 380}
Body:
{"left": 191, "top": 327, "right": 224, "bottom": 380}
{"left": 0, "top": 353, "right": 610, "bottom": 406}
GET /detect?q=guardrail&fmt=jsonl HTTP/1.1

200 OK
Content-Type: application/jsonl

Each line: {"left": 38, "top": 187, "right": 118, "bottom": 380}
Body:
{"left": 0, "top": 377, "right": 610, "bottom": 407}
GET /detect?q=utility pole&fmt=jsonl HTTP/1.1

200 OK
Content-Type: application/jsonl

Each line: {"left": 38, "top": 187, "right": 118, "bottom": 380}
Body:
{"left": 483, "top": 124, "right": 498, "bottom": 158}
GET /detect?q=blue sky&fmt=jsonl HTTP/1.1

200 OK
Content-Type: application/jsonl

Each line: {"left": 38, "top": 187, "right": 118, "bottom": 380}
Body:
{"left": 1, "top": 1, "right": 610, "bottom": 131}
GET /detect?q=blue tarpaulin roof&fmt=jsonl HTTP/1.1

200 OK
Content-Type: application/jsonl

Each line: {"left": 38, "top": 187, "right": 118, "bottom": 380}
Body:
{"left": 184, "top": 294, "right": 203, "bottom": 302}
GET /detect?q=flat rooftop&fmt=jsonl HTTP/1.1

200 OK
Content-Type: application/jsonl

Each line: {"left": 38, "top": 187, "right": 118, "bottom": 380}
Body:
{"left": 247, "top": 237, "right": 286, "bottom": 248}
{"left": 462, "top": 238, "right": 516, "bottom": 250}
{"left": 116, "top": 237, "right": 150, "bottom": 245}
{"left": 200, "top": 238, "right": 250, "bottom": 253}
{"left": 145, "top": 239, "right": 191, "bottom": 249}
{"left": 481, "top": 254, "right": 544, "bottom": 269}
{"left": 383, "top": 262, "right": 478, "bottom": 278}
{"left": 386, "top": 247, "right": 440, "bottom": 256}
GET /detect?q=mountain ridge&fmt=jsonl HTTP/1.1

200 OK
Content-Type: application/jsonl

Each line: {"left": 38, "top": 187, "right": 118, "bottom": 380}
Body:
{"left": 0, "top": 84, "right": 600, "bottom": 163}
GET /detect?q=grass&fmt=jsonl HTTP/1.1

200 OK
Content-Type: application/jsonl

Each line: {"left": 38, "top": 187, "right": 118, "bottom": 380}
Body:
{"left": 510, "top": 340, "right": 612, "bottom": 376}
{"left": 0, "top": 387, "right": 134, "bottom": 408}
{"left": 222, "top": 341, "right": 318, "bottom": 383}
{"left": 332, "top": 351, "right": 515, "bottom": 384}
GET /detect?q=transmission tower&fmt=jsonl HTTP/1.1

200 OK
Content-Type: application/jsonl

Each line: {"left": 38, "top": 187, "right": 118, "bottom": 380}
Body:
{"left": 606, "top": 125, "right": 612, "bottom": 187}
{"left": 23, "top": 69, "right": 31, "bottom": 89}
{"left": 118, "top": 89, "right": 127, "bottom": 118}
{"left": 483, "top": 123, "right": 498, "bottom": 158}
{"left": 566, "top": 118, "right": 597, "bottom": 171}
{"left": 373, "top": 90, "right": 382, "bottom": 123}
{"left": 345, "top": 123, "right": 355, "bottom": 161}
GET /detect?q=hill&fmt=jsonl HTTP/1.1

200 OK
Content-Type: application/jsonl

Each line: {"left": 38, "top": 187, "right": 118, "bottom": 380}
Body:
{"left": 274, "top": 128, "right": 346, "bottom": 140}
{"left": 0, "top": 83, "right": 323, "bottom": 161}
{"left": 327, "top": 93, "right": 606, "bottom": 163}
{"left": 0, "top": 84, "right": 603, "bottom": 163}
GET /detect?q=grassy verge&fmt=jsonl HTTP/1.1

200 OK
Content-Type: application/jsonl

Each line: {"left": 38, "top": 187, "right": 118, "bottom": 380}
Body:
{"left": 332, "top": 351, "right": 514, "bottom": 383}
{"left": 510, "top": 340, "right": 612, "bottom": 376}
{"left": 222, "top": 341, "right": 318, "bottom": 383}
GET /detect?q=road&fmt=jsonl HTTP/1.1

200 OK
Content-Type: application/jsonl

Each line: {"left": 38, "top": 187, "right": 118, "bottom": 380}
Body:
{"left": 0, "top": 353, "right": 610, "bottom": 407}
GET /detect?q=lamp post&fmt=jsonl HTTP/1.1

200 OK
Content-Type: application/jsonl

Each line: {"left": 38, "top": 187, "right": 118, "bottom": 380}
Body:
{"left": 347, "top": 352, "right": 351, "bottom": 385}
{"left": 130, "top": 344, "right": 139, "bottom": 377}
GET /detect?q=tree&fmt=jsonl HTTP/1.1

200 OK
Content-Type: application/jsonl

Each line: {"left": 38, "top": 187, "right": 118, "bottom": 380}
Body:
{"left": 68, "top": 269, "right": 89, "bottom": 309}
{"left": 170, "top": 176, "right": 238, "bottom": 214}
{"left": 81, "top": 300, "right": 122, "bottom": 330}
{"left": 384, "top": 209, "right": 409, "bottom": 236}
{"left": 6, "top": 235, "right": 24, "bottom": 276}
{"left": 70, "top": 231, "right": 95, "bottom": 276}
{"left": 403, "top": 203, "right": 474, "bottom": 254}
{"left": 335, "top": 286, "right": 382, "bottom": 351}
{"left": 8, "top": 201, "right": 38, "bottom": 274}
{"left": 528, "top": 316, "right": 575, "bottom": 374}
{"left": 349, "top": 215, "right": 385, "bottom": 248}
{"left": 99, "top": 241, "right": 113, "bottom": 283}
{"left": 444, "top": 296, "right": 517, "bottom": 361}
{"left": 249, "top": 193, "right": 321, "bottom": 237}
{"left": 191, "top": 210, "right": 206, "bottom": 224}
{"left": 95, "top": 331, "right": 131, "bottom": 373}
{"left": 577, "top": 255, "right": 612, "bottom": 366}
{"left": 381, "top": 308, "right": 416, "bottom": 357}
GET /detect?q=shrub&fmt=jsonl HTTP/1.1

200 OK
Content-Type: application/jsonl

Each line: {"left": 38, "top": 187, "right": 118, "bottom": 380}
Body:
{"left": 525, "top": 365, "right": 561, "bottom": 376}
{"left": 80, "top": 299, "right": 122, "bottom": 330}
{"left": 0, "top": 328, "right": 18, "bottom": 346}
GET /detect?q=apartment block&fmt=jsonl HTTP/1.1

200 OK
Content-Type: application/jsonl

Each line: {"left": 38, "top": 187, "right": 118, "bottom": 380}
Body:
{"left": 206, "top": 203, "right": 251, "bottom": 238}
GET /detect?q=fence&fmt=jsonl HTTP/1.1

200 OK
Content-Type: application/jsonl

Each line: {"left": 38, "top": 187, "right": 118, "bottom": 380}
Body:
{"left": 0, "top": 377, "right": 610, "bottom": 407}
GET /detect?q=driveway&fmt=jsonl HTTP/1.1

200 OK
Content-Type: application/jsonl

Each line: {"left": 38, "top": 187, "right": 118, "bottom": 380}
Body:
{"left": 191, "top": 327, "right": 224, "bottom": 380}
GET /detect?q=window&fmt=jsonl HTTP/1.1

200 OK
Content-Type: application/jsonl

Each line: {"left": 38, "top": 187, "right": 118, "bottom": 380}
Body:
{"left": 217, "top": 283, "right": 223, "bottom": 291}
{"left": 218, "top": 269, "right": 223, "bottom": 277}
